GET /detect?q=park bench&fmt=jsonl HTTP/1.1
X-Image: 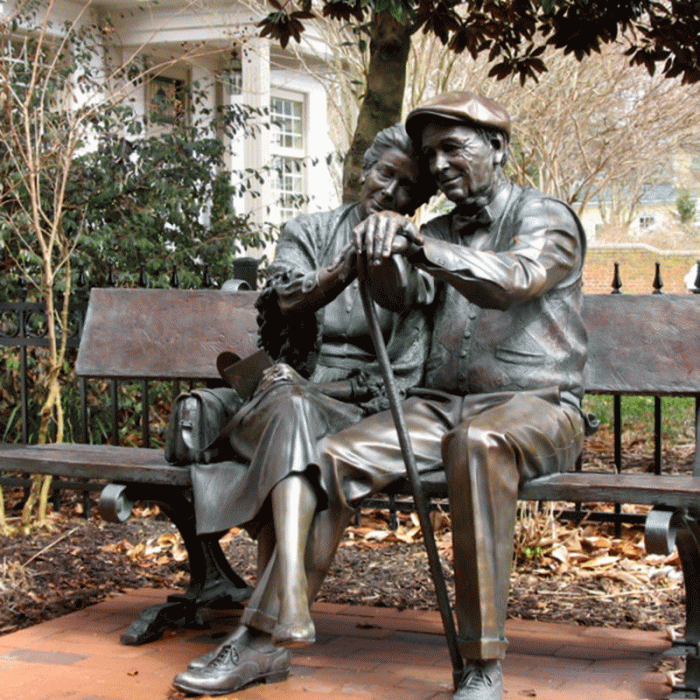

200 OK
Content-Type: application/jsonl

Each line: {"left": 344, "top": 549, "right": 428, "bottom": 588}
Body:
{"left": 0, "top": 287, "right": 261, "bottom": 646}
{"left": 1, "top": 288, "right": 700, "bottom": 698}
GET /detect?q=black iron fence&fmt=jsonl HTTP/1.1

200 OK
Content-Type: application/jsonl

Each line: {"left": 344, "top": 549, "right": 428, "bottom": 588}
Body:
{"left": 0, "top": 258, "right": 260, "bottom": 513}
{"left": 1, "top": 260, "right": 699, "bottom": 526}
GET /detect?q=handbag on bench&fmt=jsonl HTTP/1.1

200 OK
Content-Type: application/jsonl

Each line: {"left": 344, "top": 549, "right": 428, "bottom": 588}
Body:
{"left": 164, "top": 387, "right": 243, "bottom": 465}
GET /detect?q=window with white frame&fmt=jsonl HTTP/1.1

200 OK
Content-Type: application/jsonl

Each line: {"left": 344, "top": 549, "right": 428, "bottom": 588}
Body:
{"left": 639, "top": 215, "right": 655, "bottom": 230}
{"left": 147, "top": 76, "right": 187, "bottom": 133}
{"left": 270, "top": 94, "right": 306, "bottom": 223}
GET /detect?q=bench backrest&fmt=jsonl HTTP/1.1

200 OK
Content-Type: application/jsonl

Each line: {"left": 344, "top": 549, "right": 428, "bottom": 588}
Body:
{"left": 584, "top": 294, "right": 700, "bottom": 396}
{"left": 77, "top": 288, "right": 700, "bottom": 396}
{"left": 76, "top": 288, "right": 260, "bottom": 380}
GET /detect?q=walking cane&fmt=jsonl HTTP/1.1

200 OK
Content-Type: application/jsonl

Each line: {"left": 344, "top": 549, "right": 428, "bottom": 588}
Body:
{"left": 358, "top": 258, "right": 464, "bottom": 689}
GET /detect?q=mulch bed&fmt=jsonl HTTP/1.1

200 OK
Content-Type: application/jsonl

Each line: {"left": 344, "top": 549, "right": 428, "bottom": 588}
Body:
{"left": 0, "top": 490, "right": 685, "bottom": 641}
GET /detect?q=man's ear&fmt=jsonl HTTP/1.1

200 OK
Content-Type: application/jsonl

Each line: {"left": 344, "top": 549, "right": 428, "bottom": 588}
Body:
{"left": 491, "top": 133, "right": 506, "bottom": 166}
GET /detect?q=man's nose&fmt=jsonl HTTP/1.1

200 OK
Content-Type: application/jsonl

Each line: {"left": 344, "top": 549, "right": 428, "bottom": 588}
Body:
{"left": 431, "top": 151, "right": 448, "bottom": 173}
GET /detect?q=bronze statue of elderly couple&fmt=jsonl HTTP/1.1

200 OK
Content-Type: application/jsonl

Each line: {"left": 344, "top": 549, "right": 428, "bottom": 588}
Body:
{"left": 171, "top": 91, "right": 593, "bottom": 700}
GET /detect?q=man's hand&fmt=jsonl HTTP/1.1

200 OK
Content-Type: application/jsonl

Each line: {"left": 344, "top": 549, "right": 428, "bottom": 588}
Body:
{"left": 353, "top": 212, "right": 424, "bottom": 266}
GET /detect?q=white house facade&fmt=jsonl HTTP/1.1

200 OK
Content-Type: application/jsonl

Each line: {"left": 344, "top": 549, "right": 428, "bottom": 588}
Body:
{"left": 107, "top": 0, "right": 338, "bottom": 232}
{"left": 5, "top": 0, "right": 340, "bottom": 248}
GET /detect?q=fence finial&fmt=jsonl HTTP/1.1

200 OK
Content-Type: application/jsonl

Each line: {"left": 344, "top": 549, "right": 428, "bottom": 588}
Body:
{"left": 107, "top": 262, "right": 117, "bottom": 287}
{"left": 138, "top": 264, "right": 148, "bottom": 288}
{"left": 201, "top": 264, "right": 212, "bottom": 289}
{"left": 652, "top": 262, "right": 663, "bottom": 294}
{"left": 611, "top": 262, "right": 622, "bottom": 294}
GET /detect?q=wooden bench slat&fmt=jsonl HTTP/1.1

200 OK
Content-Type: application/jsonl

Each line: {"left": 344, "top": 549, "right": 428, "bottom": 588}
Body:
{"left": 0, "top": 444, "right": 191, "bottom": 486}
{"left": 520, "top": 472, "right": 700, "bottom": 509}
{"left": 390, "top": 471, "right": 700, "bottom": 512}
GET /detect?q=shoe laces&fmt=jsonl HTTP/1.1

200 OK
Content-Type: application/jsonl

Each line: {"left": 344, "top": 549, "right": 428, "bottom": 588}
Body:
{"left": 208, "top": 643, "right": 240, "bottom": 669}
{"left": 461, "top": 663, "right": 495, "bottom": 689}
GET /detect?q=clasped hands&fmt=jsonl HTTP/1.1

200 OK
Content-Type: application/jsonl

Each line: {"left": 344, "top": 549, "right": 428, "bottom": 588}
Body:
{"left": 256, "top": 363, "right": 304, "bottom": 395}
{"left": 256, "top": 362, "right": 359, "bottom": 403}
{"left": 329, "top": 212, "right": 424, "bottom": 283}
{"left": 353, "top": 211, "right": 424, "bottom": 268}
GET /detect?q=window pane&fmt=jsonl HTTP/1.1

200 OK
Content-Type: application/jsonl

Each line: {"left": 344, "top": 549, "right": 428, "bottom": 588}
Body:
{"left": 270, "top": 97, "right": 303, "bottom": 151}
{"left": 272, "top": 156, "right": 304, "bottom": 222}
{"left": 148, "top": 77, "right": 186, "bottom": 126}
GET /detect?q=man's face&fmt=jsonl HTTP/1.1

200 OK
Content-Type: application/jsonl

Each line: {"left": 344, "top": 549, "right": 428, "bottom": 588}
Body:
{"left": 359, "top": 147, "right": 421, "bottom": 218}
{"left": 421, "top": 123, "right": 503, "bottom": 208}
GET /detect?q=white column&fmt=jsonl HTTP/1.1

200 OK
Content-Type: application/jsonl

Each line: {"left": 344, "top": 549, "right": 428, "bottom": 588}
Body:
{"left": 305, "top": 86, "right": 335, "bottom": 212}
{"left": 191, "top": 64, "right": 216, "bottom": 137}
{"left": 241, "top": 37, "right": 271, "bottom": 231}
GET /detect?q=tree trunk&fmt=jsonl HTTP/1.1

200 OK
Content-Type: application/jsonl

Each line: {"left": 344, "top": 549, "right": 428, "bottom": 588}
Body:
{"left": 20, "top": 259, "right": 71, "bottom": 532}
{"left": 342, "top": 13, "right": 412, "bottom": 204}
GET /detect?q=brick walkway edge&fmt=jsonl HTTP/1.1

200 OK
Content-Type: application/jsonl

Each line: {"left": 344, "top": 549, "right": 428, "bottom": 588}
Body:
{"left": 0, "top": 588, "right": 673, "bottom": 699}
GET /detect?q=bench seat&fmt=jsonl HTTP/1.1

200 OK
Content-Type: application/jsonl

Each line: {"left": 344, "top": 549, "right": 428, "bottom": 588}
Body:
{"left": 0, "top": 443, "right": 191, "bottom": 487}
{"left": 410, "top": 469, "right": 700, "bottom": 512}
{"left": 8, "top": 442, "right": 700, "bottom": 513}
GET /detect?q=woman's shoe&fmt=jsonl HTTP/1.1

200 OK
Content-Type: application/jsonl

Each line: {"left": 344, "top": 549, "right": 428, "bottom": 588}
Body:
{"left": 174, "top": 629, "right": 290, "bottom": 696}
{"left": 272, "top": 619, "right": 316, "bottom": 648}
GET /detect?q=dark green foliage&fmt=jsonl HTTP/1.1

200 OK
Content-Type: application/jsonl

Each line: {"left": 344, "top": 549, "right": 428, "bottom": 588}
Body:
{"left": 71, "top": 91, "right": 274, "bottom": 289}
{"left": 258, "top": 0, "right": 700, "bottom": 86}
{"left": 0, "top": 4, "right": 275, "bottom": 297}
{"left": 677, "top": 190, "right": 697, "bottom": 224}
{"left": 0, "top": 344, "right": 181, "bottom": 447}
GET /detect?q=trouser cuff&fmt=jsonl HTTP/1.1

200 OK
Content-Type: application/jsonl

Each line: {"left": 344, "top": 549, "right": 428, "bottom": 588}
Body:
{"left": 457, "top": 635, "right": 508, "bottom": 660}
{"left": 241, "top": 607, "right": 276, "bottom": 634}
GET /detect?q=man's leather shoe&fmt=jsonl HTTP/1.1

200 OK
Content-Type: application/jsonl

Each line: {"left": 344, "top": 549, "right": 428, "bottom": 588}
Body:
{"left": 187, "top": 645, "right": 219, "bottom": 671}
{"left": 453, "top": 660, "right": 503, "bottom": 700}
{"left": 173, "top": 629, "right": 290, "bottom": 696}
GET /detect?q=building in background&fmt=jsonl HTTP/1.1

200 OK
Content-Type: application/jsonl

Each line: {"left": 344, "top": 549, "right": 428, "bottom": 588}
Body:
{"left": 5, "top": 0, "right": 339, "bottom": 249}
{"left": 107, "top": 0, "right": 337, "bottom": 231}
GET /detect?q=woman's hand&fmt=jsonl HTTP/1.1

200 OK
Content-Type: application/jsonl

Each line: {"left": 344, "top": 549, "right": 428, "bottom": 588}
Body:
{"left": 255, "top": 363, "right": 304, "bottom": 395}
{"left": 328, "top": 243, "right": 358, "bottom": 283}
{"left": 352, "top": 212, "right": 423, "bottom": 266}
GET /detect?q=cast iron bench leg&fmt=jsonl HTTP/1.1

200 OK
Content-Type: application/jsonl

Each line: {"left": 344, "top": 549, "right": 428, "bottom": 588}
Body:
{"left": 99, "top": 483, "right": 253, "bottom": 645}
{"left": 661, "top": 514, "right": 700, "bottom": 699}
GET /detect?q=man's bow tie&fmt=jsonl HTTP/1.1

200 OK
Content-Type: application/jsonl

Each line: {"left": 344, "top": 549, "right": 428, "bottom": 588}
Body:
{"left": 451, "top": 208, "right": 492, "bottom": 235}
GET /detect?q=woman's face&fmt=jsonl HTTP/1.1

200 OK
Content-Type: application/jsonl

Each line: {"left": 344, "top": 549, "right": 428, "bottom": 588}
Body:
{"left": 359, "top": 147, "right": 421, "bottom": 219}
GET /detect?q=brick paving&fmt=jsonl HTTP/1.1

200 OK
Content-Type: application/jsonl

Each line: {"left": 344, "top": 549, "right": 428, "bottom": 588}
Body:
{"left": 0, "top": 588, "right": 673, "bottom": 699}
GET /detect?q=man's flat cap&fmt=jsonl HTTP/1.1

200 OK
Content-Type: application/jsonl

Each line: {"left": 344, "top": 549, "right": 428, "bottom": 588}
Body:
{"left": 406, "top": 91, "right": 511, "bottom": 143}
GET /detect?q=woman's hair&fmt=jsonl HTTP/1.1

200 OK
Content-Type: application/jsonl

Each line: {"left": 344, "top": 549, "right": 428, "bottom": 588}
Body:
{"left": 361, "top": 123, "right": 437, "bottom": 207}
{"left": 362, "top": 123, "right": 414, "bottom": 171}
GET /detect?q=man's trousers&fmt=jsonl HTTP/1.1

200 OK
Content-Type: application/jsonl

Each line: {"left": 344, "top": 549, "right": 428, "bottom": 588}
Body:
{"left": 316, "top": 388, "right": 584, "bottom": 660}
